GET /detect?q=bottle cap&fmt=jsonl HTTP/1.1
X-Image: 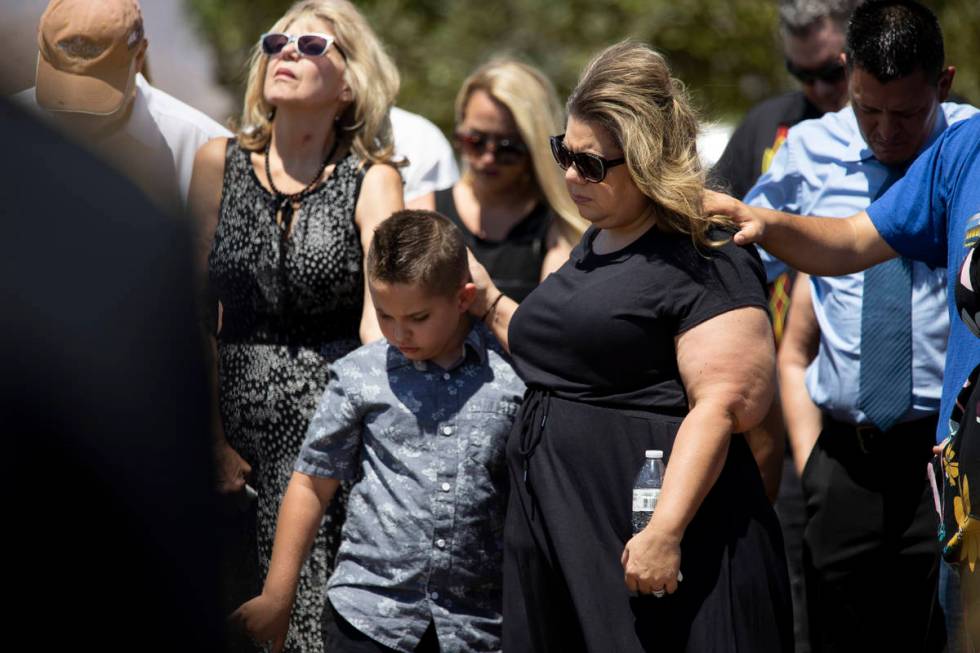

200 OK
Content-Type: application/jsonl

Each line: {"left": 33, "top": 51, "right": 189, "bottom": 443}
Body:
{"left": 645, "top": 450, "right": 664, "bottom": 459}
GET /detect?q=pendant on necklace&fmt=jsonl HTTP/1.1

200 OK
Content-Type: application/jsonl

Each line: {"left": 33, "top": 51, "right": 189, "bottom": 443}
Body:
{"left": 277, "top": 196, "right": 297, "bottom": 233}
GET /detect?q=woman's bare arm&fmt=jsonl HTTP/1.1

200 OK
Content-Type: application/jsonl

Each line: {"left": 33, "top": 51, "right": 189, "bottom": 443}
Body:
{"left": 188, "top": 137, "right": 252, "bottom": 493}
{"left": 354, "top": 163, "right": 404, "bottom": 344}
{"left": 744, "top": 397, "right": 786, "bottom": 504}
{"left": 622, "top": 306, "right": 775, "bottom": 595}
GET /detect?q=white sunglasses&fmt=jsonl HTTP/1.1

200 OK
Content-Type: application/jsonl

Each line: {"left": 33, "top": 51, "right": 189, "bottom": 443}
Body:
{"left": 259, "top": 32, "right": 340, "bottom": 58}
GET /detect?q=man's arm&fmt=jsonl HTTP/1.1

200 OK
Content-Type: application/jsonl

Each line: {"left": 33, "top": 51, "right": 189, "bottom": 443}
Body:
{"left": 777, "top": 274, "right": 823, "bottom": 475}
{"left": 704, "top": 191, "right": 899, "bottom": 276}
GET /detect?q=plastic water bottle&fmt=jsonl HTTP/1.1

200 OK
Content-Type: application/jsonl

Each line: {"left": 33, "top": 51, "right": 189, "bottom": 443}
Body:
{"left": 632, "top": 450, "right": 665, "bottom": 534}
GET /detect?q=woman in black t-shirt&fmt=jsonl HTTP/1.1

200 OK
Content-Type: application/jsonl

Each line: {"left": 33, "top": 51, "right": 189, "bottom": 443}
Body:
{"left": 437, "top": 59, "right": 586, "bottom": 302}
{"left": 471, "top": 42, "right": 792, "bottom": 652}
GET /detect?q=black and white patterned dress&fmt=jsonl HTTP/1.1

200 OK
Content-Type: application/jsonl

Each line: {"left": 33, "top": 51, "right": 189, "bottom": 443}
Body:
{"left": 209, "top": 139, "right": 364, "bottom": 653}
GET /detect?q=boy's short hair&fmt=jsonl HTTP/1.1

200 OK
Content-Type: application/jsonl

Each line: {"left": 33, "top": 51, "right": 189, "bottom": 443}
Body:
{"left": 367, "top": 210, "right": 469, "bottom": 296}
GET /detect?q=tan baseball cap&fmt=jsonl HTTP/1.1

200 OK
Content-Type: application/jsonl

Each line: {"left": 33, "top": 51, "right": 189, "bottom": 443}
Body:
{"left": 35, "top": 0, "right": 145, "bottom": 115}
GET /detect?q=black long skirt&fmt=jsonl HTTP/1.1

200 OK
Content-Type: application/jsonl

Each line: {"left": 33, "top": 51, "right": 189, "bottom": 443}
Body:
{"left": 503, "top": 391, "right": 793, "bottom": 652}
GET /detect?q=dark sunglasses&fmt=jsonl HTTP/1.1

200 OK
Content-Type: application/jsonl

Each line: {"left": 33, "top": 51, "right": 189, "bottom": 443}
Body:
{"left": 785, "top": 58, "right": 847, "bottom": 85}
{"left": 454, "top": 130, "right": 528, "bottom": 165}
{"left": 549, "top": 134, "right": 625, "bottom": 183}
{"left": 260, "top": 32, "right": 338, "bottom": 57}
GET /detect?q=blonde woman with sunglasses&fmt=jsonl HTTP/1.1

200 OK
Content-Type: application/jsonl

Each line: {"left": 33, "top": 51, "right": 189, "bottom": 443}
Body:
{"left": 470, "top": 41, "right": 792, "bottom": 652}
{"left": 437, "top": 60, "right": 587, "bottom": 303}
{"left": 187, "top": 1, "right": 402, "bottom": 650}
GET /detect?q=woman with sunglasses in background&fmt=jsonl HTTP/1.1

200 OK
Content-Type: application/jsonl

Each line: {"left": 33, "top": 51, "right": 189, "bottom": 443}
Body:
{"left": 469, "top": 41, "right": 792, "bottom": 652}
{"left": 188, "top": 1, "right": 402, "bottom": 650}
{"left": 437, "top": 60, "right": 586, "bottom": 303}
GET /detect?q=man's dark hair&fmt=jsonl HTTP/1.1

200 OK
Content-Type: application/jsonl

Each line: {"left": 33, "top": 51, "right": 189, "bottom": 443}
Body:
{"left": 779, "top": 0, "right": 861, "bottom": 37}
{"left": 845, "top": 0, "right": 945, "bottom": 83}
{"left": 367, "top": 210, "right": 468, "bottom": 296}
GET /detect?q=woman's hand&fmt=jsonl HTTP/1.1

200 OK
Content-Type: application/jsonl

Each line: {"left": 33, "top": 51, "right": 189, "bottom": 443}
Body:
{"left": 621, "top": 527, "right": 682, "bottom": 596}
{"left": 466, "top": 249, "right": 498, "bottom": 317}
{"left": 214, "top": 439, "right": 252, "bottom": 495}
{"left": 230, "top": 592, "right": 291, "bottom": 653}
{"left": 466, "top": 248, "right": 518, "bottom": 352}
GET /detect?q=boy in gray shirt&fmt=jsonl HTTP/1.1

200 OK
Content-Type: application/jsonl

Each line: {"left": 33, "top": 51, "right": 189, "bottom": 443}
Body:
{"left": 233, "top": 210, "right": 525, "bottom": 653}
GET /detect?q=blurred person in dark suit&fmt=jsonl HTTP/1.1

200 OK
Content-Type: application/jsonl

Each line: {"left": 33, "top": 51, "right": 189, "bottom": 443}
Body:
{"left": 0, "top": 96, "right": 223, "bottom": 651}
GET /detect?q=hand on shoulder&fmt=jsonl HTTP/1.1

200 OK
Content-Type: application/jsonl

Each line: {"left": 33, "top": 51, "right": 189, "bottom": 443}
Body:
{"left": 702, "top": 189, "right": 767, "bottom": 246}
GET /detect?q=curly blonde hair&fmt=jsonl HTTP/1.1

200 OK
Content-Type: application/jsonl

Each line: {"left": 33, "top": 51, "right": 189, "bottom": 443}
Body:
{"left": 237, "top": 0, "right": 398, "bottom": 164}
{"left": 455, "top": 59, "right": 587, "bottom": 239}
{"left": 567, "top": 40, "right": 731, "bottom": 248}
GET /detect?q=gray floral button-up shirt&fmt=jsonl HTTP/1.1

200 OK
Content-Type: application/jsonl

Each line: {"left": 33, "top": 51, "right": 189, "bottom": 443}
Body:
{"left": 296, "top": 322, "right": 524, "bottom": 653}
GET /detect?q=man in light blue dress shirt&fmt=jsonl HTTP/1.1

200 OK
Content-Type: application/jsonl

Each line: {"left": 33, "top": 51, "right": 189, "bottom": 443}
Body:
{"left": 743, "top": 2, "right": 977, "bottom": 650}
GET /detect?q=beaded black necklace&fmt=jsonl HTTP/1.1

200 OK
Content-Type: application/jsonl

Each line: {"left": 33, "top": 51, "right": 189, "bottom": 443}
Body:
{"left": 264, "top": 132, "right": 341, "bottom": 234}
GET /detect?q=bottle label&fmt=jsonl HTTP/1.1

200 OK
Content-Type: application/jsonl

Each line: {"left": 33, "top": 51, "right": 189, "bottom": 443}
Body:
{"left": 632, "top": 488, "right": 661, "bottom": 512}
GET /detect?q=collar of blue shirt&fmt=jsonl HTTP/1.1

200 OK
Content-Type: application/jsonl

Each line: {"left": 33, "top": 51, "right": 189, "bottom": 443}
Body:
{"left": 384, "top": 320, "right": 489, "bottom": 372}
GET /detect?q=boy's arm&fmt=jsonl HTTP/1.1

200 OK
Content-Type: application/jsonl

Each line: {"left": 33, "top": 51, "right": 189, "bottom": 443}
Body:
{"left": 264, "top": 473, "right": 340, "bottom": 603}
{"left": 231, "top": 358, "right": 364, "bottom": 650}
{"left": 231, "top": 473, "right": 339, "bottom": 653}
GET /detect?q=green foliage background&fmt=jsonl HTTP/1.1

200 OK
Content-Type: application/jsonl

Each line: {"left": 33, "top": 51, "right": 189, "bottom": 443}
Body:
{"left": 186, "top": 0, "right": 979, "bottom": 131}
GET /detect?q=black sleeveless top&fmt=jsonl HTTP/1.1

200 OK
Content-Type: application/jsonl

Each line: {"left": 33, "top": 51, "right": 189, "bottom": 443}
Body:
{"left": 209, "top": 140, "right": 365, "bottom": 348}
{"left": 435, "top": 187, "right": 552, "bottom": 303}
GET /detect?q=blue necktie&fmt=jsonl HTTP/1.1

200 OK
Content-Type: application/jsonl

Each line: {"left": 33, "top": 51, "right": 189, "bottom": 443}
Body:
{"left": 858, "top": 167, "right": 912, "bottom": 431}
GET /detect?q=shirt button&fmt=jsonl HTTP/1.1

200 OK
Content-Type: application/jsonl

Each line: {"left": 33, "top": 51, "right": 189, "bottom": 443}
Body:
{"left": 441, "top": 425, "right": 453, "bottom": 436}
{"left": 442, "top": 372, "right": 451, "bottom": 380}
{"left": 436, "top": 538, "right": 446, "bottom": 548}
{"left": 441, "top": 482, "right": 451, "bottom": 492}
{"left": 430, "top": 591, "right": 440, "bottom": 600}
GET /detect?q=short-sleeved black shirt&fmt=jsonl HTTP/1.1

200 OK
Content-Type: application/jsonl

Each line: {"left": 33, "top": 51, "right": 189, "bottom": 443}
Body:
{"left": 509, "top": 224, "right": 768, "bottom": 412}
